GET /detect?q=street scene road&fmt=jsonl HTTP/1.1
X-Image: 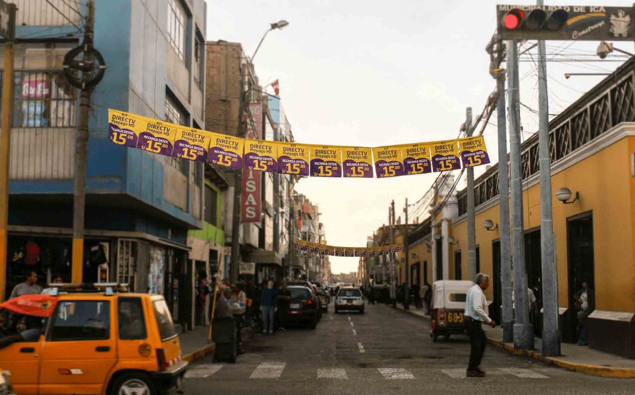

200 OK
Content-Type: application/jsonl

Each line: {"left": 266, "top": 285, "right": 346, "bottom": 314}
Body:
{"left": 185, "top": 303, "right": 635, "bottom": 395}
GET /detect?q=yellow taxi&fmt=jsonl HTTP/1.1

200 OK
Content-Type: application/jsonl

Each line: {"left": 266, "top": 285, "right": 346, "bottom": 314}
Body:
{"left": 0, "top": 283, "right": 187, "bottom": 395}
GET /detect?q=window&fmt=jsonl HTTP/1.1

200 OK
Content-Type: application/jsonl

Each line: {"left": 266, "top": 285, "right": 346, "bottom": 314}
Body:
{"left": 290, "top": 288, "right": 311, "bottom": 301}
{"left": 153, "top": 299, "right": 177, "bottom": 341}
{"left": 50, "top": 301, "right": 110, "bottom": 341}
{"left": 118, "top": 297, "right": 147, "bottom": 340}
{"left": 164, "top": 94, "right": 186, "bottom": 174}
{"left": 449, "top": 293, "right": 467, "bottom": 302}
{"left": 454, "top": 251, "right": 462, "bottom": 280}
{"left": 167, "top": 0, "right": 187, "bottom": 61}
{"left": 194, "top": 34, "right": 203, "bottom": 86}
{"left": 204, "top": 185, "right": 218, "bottom": 225}
{"left": 476, "top": 246, "right": 481, "bottom": 274}
{"left": 338, "top": 289, "right": 362, "bottom": 298}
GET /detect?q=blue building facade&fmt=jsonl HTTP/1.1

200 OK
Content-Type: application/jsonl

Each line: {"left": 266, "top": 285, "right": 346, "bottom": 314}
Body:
{"left": 3, "top": 0, "right": 207, "bottom": 328}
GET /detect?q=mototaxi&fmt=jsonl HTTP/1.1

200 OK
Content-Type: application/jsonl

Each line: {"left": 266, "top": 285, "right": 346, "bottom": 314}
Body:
{"left": 430, "top": 280, "right": 473, "bottom": 342}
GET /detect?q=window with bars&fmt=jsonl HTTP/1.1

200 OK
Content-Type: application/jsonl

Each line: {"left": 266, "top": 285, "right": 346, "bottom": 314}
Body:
{"left": 167, "top": 0, "right": 187, "bottom": 61}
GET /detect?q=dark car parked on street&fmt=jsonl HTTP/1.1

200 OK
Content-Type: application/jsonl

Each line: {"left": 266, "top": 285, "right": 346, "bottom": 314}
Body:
{"left": 286, "top": 286, "right": 320, "bottom": 329}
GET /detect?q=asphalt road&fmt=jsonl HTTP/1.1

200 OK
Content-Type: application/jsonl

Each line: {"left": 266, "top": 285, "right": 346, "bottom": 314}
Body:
{"left": 185, "top": 302, "right": 635, "bottom": 394}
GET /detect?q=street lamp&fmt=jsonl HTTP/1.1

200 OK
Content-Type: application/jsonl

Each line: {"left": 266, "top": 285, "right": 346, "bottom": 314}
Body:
{"left": 556, "top": 187, "right": 579, "bottom": 204}
{"left": 252, "top": 19, "right": 290, "bottom": 61}
{"left": 229, "top": 19, "right": 289, "bottom": 284}
{"left": 483, "top": 219, "right": 498, "bottom": 231}
{"left": 596, "top": 41, "right": 634, "bottom": 59}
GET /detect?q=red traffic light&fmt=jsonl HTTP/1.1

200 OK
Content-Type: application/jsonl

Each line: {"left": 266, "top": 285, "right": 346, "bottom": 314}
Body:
{"left": 503, "top": 9, "right": 524, "bottom": 30}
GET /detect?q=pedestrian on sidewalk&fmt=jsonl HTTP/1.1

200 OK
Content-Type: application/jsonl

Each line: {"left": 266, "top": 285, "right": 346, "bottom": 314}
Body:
{"left": 423, "top": 282, "right": 432, "bottom": 315}
{"left": 260, "top": 280, "right": 279, "bottom": 335}
{"left": 574, "top": 280, "right": 595, "bottom": 347}
{"left": 10, "top": 271, "right": 42, "bottom": 299}
{"left": 412, "top": 283, "right": 422, "bottom": 310}
{"left": 464, "top": 273, "right": 496, "bottom": 378}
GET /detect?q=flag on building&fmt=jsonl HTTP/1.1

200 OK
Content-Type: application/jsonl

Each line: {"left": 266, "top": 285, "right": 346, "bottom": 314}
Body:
{"left": 272, "top": 79, "right": 280, "bottom": 96}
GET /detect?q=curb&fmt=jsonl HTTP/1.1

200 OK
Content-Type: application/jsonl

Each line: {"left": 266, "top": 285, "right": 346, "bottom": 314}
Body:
{"left": 487, "top": 338, "right": 635, "bottom": 379}
{"left": 390, "top": 304, "right": 635, "bottom": 379}
{"left": 182, "top": 326, "right": 253, "bottom": 363}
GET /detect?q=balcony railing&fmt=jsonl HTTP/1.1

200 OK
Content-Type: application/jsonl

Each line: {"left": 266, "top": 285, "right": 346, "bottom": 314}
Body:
{"left": 458, "top": 58, "right": 635, "bottom": 216}
{"left": 0, "top": 69, "right": 78, "bottom": 128}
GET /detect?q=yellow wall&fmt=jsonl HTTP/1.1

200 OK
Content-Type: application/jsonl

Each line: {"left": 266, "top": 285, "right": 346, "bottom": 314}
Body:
{"left": 451, "top": 137, "right": 635, "bottom": 311}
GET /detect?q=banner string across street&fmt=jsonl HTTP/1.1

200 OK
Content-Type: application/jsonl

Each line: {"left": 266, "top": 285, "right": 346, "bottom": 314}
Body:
{"left": 108, "top": 109, "right": 491, "bottom": 179}
{"left": 293, "top": 239, "right": 403, "bottom": 258}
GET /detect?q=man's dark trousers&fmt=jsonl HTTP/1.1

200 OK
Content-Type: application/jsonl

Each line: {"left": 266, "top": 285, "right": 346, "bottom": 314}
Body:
{"left": 466, "top": 318, "right": 487, "bottom": 370}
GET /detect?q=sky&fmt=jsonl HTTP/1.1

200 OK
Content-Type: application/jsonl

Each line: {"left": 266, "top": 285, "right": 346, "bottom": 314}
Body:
{"left": 207, "top": 0, "right": 634, "bottom": 274}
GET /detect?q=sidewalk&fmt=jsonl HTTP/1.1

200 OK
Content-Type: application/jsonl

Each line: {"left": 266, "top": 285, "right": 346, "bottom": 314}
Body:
{"left": 391, "top": 303, "right": 635, "bottom": 378}
{"left": 179, "top": 325, "right": 254, "bottom": 363}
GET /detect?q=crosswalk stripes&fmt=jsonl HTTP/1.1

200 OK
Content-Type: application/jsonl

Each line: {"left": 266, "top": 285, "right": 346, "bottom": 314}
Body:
{"left": 498, "top": 368, "right": 549, "bottom": 379}
{"left": 378, "top": 368, "right": 415, "bottom": 380}
{"left": 250, "top": 362, "right": 287, "bottom": 379}
{"left": 186, "top": 364, "right": 552, "bottom": 380}
{"left": 318, "top": 368, "right": 348, "bottom": 379}
{"left": 184, "top": 364, "right": 224, "bottom": 378}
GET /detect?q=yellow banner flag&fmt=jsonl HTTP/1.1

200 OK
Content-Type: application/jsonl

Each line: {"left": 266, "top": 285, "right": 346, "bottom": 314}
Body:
{"left": 310, "top": 145, "right": 342, "bottom": 178}
{"left": 172, "top": 127, "right": 211, "bottom": 162}
{"left": 430, "top": 140, "right": 461, "bottom": 172}
{"left": 135, "top": 116, "right": 177, "bottom": 157}
{"left": 372, "top": 146, "right": 405, "bottom": 178}
{"left": 401, "top": 143, "right": 432, "bottom": 175}
{"left": 278, "top": 142, "right": 310, "bottom": 176}
{"left": 459, "top": 136, "right": 490, "bottom": 168}
{"left": 208, "top": 132, "right": 245, "bottom": 170}
{"left": 108, "top": 109, "right": 142, "bottom": 149}
{"left": 244, "top": 139, "right": 278, "bottom": 173}
{"left": 342, "top": 146, "right": 374, "bottom": 178}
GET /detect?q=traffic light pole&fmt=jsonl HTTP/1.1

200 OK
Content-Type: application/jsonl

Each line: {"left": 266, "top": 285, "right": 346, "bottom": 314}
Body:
{"left": 497, "top": 74, "right": 514, "bottom": 344}
{"left": 507, "top": 40, "right": 534, "bottom": 351}
{"left": 537, "top": 0, "right": 561, "bottom": 357}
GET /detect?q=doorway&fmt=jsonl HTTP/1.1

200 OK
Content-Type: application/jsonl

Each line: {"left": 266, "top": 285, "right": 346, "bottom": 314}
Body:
{"left": 454, "top": 250, "right": 462, "bottom": 280}
{"left": 492, "top": 240, "right": 501, "bottom": 323}
{"left": 566, "top": 212, "right": 595, "bottom": 343}
{"left": 411, "top": 263, "right": 420, "bottom": 287}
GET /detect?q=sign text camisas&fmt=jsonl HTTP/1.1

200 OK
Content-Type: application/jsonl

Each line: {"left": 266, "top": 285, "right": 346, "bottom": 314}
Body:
{"left": 310, "top": 146, "right": 342, "bottom": 178}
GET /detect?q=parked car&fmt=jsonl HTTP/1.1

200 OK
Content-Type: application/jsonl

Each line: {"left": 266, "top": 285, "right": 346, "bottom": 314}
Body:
{"left": 286, "top": 286, "right": 320, "bottom": 329}
{"left": 289, "top": 282, "right": 323, "bottom": 321}
{"left": 430, "top": 280, "right": 473, "bottom": 342}
{"left": 335, "top": 287, "right": 365, "bottom": 314}
{"left": 0, "top": 283, "right": 187, "bottom": 395}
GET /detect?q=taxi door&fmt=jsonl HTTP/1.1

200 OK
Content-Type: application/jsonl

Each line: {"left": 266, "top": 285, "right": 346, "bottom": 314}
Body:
{"left": 38, "top": 299, "right": 117, "bottom": 395}
{"left": 0, "top": 333, "right": 43, "bottom": 394}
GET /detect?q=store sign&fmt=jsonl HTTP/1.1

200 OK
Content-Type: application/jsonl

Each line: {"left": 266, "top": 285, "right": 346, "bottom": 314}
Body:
{"left": 241, "top": 168, "right": 261, "bottom": 222}
{"left": 240, "top": 262, "right": 256, "bottom": 275}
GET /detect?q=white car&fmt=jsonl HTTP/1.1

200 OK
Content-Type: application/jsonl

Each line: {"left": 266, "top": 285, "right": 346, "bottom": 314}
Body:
{"left": 335, "top": 287, "right": 365, "bottom": 314}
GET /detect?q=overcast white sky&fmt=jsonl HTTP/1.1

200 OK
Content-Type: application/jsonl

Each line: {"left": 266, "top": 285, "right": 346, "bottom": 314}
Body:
{"left": 207, "top": 0, "right": 633, "bottom": 274}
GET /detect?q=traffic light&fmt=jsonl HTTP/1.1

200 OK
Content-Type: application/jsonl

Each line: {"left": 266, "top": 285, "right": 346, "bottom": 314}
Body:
{"left": 501, "top": 8, "right": 568, "bottom": 35}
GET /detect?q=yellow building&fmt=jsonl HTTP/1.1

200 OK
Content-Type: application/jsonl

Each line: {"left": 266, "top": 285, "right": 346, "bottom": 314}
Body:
{"left": 446, "top": 60, "right": 635, "bottom": 358}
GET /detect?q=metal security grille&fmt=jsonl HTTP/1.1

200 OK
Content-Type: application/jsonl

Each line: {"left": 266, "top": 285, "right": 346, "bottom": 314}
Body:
{"left": 0, "top": 70, "right": 78, "bottom": 128}
{"left": 458, "top": 59, "right": 635, "bottom": 217}
{"left": 117, "top": 239, "right": 138, "bottom": 292}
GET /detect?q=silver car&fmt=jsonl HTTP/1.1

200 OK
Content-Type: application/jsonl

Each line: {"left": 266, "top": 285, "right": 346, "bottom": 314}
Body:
{"left": 334, "top": 287, "right": 365, "bottom": 314}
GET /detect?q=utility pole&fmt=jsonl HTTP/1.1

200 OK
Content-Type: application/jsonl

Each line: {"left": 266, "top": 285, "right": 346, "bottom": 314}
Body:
{"left": 497, "top": 70, "right": 514, "bottom": 344}
{"left": 403, "top": 198, "right": 410, "bottom": 310}
{"left": 537, "top": 0, "right": 560, "bottom": 357}
{"left": 230, "top": 66, "right": 247, "bottom": 285}
{"left": 507, "top": 40, "right": 534, "bottom": 350}
{"left": 390, "top": 200, "right": 396, "bottom": 306}
{"left": 0, "top": 1, "right": 16, "bottom": 301}
{"left": 465, "top": 108, "right": 477, "bottom": 282}
{"left": 72, "top": 0, "right": 96, "bottom": 283}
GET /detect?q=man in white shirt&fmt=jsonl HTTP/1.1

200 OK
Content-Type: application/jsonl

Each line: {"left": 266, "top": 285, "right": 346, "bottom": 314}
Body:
{"left": 464, "top": 273, "right": 496, "bottom": 378}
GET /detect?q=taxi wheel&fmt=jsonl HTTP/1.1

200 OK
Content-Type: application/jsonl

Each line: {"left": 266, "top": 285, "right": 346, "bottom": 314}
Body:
{"left": 110, "top": 372, "right": 156, "bottom": 395}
